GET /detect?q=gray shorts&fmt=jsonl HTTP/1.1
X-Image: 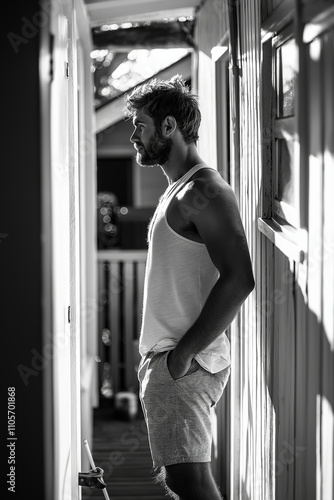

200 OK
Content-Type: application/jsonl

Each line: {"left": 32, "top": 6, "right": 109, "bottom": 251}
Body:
{"left": 137, "top": 350, "right": 230, "bottom": 468}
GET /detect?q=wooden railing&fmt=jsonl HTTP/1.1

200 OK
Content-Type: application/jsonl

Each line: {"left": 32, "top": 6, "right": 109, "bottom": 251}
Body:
{"left": 97, "top": 250, "right": 147, "bottom": 397}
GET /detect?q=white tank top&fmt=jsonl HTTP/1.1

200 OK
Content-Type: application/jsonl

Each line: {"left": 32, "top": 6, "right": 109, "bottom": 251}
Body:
{"left": 139, "top": 163, "right": 231, "bottom": 373}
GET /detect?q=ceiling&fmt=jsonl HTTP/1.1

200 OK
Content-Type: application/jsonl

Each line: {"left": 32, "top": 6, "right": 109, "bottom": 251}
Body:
{"left": 86, "top": 0, "right": 201, "bottom": 110}
{"left": 84, "top": 0, "right": 203, "bottom": 28}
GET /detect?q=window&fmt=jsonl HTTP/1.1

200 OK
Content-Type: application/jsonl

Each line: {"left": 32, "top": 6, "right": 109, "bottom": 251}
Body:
{"left": 272, "top": 26, "right": 299, "bottom": 228}
{"left": 259, "top": 23, "right": 306, "bottom": 262}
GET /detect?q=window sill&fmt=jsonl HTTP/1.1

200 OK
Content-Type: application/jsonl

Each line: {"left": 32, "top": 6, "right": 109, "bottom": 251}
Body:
{"left": 258, "top": 217, "right": 307, "bottom": 263}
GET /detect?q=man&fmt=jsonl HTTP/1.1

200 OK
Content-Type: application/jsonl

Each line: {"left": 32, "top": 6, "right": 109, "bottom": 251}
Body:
{"left": 124, "top": 75, "right": 255, "bottom": 500}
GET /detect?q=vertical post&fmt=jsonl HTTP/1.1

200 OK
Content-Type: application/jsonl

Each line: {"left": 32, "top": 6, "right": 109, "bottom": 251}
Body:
{"left": 109, "top": 262, "right": 120, "bottom": 394}
{"left": 123, "top": 261, "right": 135, "bottom": 391}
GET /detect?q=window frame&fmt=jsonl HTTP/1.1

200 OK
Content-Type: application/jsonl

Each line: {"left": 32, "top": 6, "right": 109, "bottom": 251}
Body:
{"left": 272, "top": 24, "right": 299, "bottom": 228}
{"left": 259, "top": 17, "right": 307, "bottom": 263}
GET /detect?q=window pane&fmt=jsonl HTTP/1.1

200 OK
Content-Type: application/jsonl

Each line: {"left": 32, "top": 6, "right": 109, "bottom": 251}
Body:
{"left": 276, "top": 38, "right": 297, "bottom": 117}
{"left": 276, "top": 138, "right": 295, "bottom": 206}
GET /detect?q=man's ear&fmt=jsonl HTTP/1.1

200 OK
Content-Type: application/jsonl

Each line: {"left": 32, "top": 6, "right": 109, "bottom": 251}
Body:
{"left": 161, "top": 115, "right": 177, "bottom": 137}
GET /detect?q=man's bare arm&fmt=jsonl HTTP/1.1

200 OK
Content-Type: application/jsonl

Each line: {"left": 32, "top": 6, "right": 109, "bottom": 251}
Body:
{"left": 168, "top": 173, "right": 255, "bottom": 379}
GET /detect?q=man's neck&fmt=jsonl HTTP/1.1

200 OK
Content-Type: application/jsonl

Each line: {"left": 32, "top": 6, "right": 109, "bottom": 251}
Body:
{"left": 160, "top": 144, "right": 204, "bottom": 184}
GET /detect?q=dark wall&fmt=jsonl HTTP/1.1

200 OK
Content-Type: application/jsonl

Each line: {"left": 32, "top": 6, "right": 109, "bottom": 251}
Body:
{"left": 97, "top": 157, "right": 133, "bottom": 206}
{"left": 1, "top": 1, "right": 45, "bottom": 498}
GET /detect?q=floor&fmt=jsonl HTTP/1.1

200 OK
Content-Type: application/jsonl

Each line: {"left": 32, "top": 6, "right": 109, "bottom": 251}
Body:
{"left": 81, "top": 401, "right": 168, "bottom": 500}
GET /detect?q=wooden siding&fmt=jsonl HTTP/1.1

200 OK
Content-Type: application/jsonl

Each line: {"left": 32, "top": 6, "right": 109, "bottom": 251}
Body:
{"left": 295, "top": 21, "right": 334, "bottom": 500}
{"left": 236, "top": 2, "right": 275, "bottom": 499}
{"left": 196, "top": 1, "right": 334, "bottom": 499}
{"left": 272, "top": 253, "right": 296, "bottom": 499}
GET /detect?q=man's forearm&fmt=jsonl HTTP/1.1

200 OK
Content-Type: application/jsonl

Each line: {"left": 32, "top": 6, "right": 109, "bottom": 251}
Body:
{"left": 173, "top": 275, "right": 252, "bottom": 363}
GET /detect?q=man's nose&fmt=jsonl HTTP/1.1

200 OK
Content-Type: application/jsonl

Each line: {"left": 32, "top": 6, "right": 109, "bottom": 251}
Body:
{"left": 130, "top": 130, "right": 137, "bottom": 143}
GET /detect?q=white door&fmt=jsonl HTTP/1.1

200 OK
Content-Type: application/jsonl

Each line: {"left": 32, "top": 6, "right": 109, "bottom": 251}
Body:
{"left": 50, "top": 1, "right": 81, "bottom": 498}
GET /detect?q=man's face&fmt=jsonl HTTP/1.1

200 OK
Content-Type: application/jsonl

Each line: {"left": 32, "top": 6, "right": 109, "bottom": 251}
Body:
{"left": 130, "top": 112, "right": 172, "bottom": 167}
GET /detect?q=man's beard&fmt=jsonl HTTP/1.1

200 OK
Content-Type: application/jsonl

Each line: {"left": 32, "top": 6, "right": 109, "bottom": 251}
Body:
{"left": 136, "top": 129, "right": 172, "bottom": 167}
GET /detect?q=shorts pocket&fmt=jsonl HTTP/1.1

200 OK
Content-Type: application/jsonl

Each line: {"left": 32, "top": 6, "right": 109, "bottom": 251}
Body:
{"left": 164, "top": 350, "right": 201, "bottom": 381}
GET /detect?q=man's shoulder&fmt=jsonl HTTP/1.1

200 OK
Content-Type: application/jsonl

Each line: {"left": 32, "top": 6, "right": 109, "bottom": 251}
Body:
{"left": 178, "top": 168, "right": 239, "bottom": 225}
{"left": 183, "top": 168, "right": 234, "bottom": 202}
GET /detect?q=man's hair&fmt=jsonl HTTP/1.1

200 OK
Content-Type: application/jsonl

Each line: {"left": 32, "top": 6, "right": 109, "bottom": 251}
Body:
{"left": 124, "top": 75, "right": 201, "bottom": 144}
